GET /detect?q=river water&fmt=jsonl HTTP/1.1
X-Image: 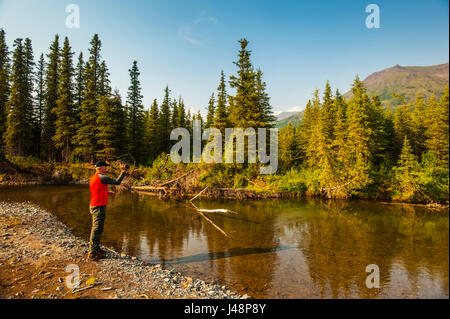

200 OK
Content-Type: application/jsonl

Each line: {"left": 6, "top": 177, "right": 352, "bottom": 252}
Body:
{"left": 0, "top": 185, "right": 448, "bottom": 298}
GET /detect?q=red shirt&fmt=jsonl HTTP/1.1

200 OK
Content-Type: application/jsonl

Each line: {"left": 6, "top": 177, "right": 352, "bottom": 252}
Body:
{"left": 89, "top": 173, "right": 108, "bottom": 206}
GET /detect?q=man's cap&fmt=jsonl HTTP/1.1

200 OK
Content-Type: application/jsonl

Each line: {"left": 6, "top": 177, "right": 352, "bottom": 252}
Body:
{"left": 95, "top": 161, "right": 109, "bottom": 168}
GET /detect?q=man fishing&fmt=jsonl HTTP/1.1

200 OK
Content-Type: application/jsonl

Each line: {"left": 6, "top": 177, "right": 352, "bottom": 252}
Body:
{"left": 88, "top": 161, "right": 128, "bottom": 260}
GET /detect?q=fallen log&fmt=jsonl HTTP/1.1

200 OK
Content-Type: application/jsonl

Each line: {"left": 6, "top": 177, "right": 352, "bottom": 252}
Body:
{"left": 189, "top": 186, "right": 208, "bottom": 202}
{"left": 198, "top": 212, "right": 229, "bottom": 237}
{"left": 158, "top": 169, "right": 195, "bottom": 187}
{"left": 196, "top": 208, "right": 237, "bottom": 214}
{"left": 188, "top": 187, "right": 236, "bottom": 237}
{"left": 132, "top": 186, "right": 167, "bottom": 192}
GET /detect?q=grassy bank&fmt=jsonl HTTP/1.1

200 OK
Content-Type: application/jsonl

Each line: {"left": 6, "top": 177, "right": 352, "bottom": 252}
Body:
{"left": 1, "top": 154, "right": 448, "bottom": 208}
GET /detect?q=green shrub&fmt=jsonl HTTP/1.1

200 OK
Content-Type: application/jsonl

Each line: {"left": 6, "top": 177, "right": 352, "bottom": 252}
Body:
{"left": 276, "top": 169, "right": 307, "bottom": 195}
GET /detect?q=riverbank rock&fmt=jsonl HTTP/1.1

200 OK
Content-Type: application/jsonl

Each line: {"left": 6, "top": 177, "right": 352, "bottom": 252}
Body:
{"left": 0, "top": 200, "right": 244, "bottom": 299}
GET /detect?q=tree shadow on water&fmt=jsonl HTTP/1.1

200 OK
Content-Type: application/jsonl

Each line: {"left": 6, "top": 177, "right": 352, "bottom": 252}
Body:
{"left": 160, "top": 245, "right": 294, "bottom": 265}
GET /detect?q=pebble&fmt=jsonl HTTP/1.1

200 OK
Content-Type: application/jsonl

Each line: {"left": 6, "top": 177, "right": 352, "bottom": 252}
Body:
{"left": 0, "top": 201, "right": 245, "bottom": 300}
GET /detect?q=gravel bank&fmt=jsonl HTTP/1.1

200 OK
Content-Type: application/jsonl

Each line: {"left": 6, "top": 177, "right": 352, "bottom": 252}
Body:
{"left": 0, "top": 201, "right": 246, "bottom": 299}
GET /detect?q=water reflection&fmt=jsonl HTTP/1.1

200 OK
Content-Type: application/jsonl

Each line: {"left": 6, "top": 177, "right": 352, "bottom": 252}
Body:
{"left": 0, "top": 185, "right": 448, "bottom": 298}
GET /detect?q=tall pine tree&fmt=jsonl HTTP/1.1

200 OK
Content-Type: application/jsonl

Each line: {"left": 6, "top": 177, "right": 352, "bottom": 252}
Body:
{"left": 52, "top": 37, "right": 75, "bottom": 162}
{"left": 213, "top": 70, "right": 229, "bottom": 134}
{"left": 72, "top": 34, "right": 102, "bottom": 163}
{"left": 205, "top": 93, "right": 215, "bottom": 128}
{"left": 345, "top": 76, "right": 372, "bottom": 190}
{"left": 96, "top": 91, "right": 128, "bottom": 161}
{"left": 411, "top": 93, "right": 427, "bottom": 158}
{"left": 33, "top": 53, "right": 45, "bottom": 157}
{"left": 127, "top": 60, "right": 145, "bottom": 164}
{"left": 159, "top": 86, "right": 172, "bottom": 153}
{"left": 0, "top": 29, "right": 10, "bottom": 157}
{"left": 4, "top": 39, "right": 33, "bottom": 156}
{"left": 42, "top": 35, "right": 60, "bottom": 160}
{"left": 144, "top": 99, "right": 160, "bottom": 162}
{"left": 228, "top": 39, "right": 258, "bottom": 128}
{"left": 74, "top": 52, "right": 84, "bottom": 120}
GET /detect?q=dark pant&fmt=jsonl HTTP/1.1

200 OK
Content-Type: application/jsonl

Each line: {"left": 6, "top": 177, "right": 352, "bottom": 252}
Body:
{"left": 89, "top": 205, "right": 106, "bottom": 254}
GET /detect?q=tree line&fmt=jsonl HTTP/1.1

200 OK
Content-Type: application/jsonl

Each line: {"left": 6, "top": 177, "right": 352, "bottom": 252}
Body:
{"left": 0, "top": 30, "right": 274, "bottom": 165}
{"left": 278, "top": 79, "right": 449, "bottom": 202}
{"left": 1, "top": 28, "right": 447, "bottom": 202}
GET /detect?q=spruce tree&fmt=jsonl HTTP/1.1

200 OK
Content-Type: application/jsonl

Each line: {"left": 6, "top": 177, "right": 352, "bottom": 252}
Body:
{"left": 278, "top": 123, "right": 297, "bottom": 171}
{"left": 411, "top": 93, "right": 427, "bottom": 157}
{"left": 126, "top": 60, "right": 145, "bottom": 164}
{"left": 186, "top": 108, "right": 192, "bottom": 134}
{"left": 394, "top": 102, "right": 413, "bottom": 156}
{"left": 98, "top": 60, "right": 111, "bottom": 97}
{"left": 426, "top": 89, "right": 449, "bottom": 164}
{"left": 305, "top": 90, "right": 321, "bottom": 162}
{"left": 4, "top": 39, "right": 32, "bottom": 156}
{"left": 0, "top": 29, "right": 10, "bottom": 156}
{"left": 297, "top": 99, "right": 313, "bottom": 159}
{"left": 213, "top": 70, "right": 229, "bottom": 134}
{"left": 205, "top": 93, "right": 215, "bottom": 128}
{"left": 171, "top": 98, "right": 178, "bottom": 128}
{"left": 96, "top": 91, "right": 128, "bottom": 161}
{"left": 309, "top": 107, "right": 338, "bottom": 195}
{"left": 382, "top": 107, "right": 396, "bottom": 165}
{"left": 74, "top": 52, "right": 84, "bottom": 117}
{"left": 394, "top": 137, "right": 421, "bottom": 200}
{"left": 88, "top": 34, "right": 101, "bottom": 93}
{"left": 33, "top": 53, "right": 45, "bottom": 157}
{"left": 72, "top": 34, "right": 102, "bottom": 163}
{"left": 144, "top": 99, "right": 160, "bottom": 162}
{"left": 228, "top": 39, "right": 258, "bottom": 128}
{"left": 321, "top": 81, "right": 335, "bottom": 141}
{"left": 369, "top": 94, "right": 389, "bottom": 167}
{"left": 159, "top": 86, "right": 172, "bottom": 153}
{"left": 23, "top": 38, "right": 35, "bottom": 146}
{"left": 333, "top": 90, "right": 349, "bottom": 166}
{"left": 42, "top": 35, "right": 60, "bottom": 160}
{"left": 111, "top": 91, "right": 129, "bottom": 160}
{"left": 345, "top": 76, "right": 372, "bottom": 189}
{"left": 72, "top": 78, "right": 97, "bottom": 163}
{"left": 176, "top": 97, "right": 186, "bottom": 129}
{"left": 439, "top": 85, "right": 449, "bottom": 164}
{"left": 255, "top": 68, "right": 275, "bottom": 126}
{"left": 52, "top": 37, "right": 75, "bottom": 162}
{"left": 96, "top": 96, "right": 115, "bottom": 161}
{"left": 195, "top": 111, "right": 203, "bottom": 125}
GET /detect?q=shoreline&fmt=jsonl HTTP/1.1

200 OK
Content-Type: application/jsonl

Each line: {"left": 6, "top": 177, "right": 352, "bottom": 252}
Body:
{"left": 0, "top": 201, "right": 245, "bottom": 299}
{"left": 131, "top": 186, "right": 449, "bottom": 210}
{"left": 1, "top": 180, "right": 448, "bottom": 211}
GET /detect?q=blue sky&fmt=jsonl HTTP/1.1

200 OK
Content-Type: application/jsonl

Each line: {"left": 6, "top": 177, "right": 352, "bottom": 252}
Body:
{"left": 0, "top": 0, "right": 448, "bottom": 115}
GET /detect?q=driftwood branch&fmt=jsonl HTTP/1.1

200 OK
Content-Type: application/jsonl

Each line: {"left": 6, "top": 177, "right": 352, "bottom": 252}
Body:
{"left": 196, "top": 208, "right": 238, "bottom": 214}
{"left": 188, "top": 187, "right": 237, "bottom": 237}
{"left": 198, "top": 212, "right": 229, "bottom": 237}
{"left": 158, "top": 169, "right": 195, "bottom": 187}
{"left": 190, "top": 186, "right": 208, "bottom": 202}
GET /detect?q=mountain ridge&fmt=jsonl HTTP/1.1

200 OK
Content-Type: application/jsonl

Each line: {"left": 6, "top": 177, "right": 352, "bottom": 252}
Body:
{"left": 275, "top": 62, "right": 449, "bottom": 128}
{"left": 343, "top": 62, "right": 449, "bottom": 109}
